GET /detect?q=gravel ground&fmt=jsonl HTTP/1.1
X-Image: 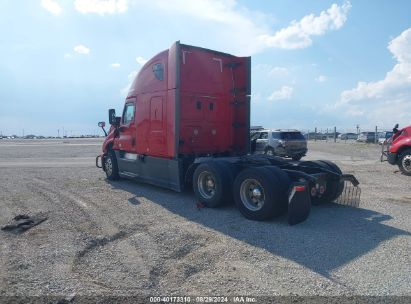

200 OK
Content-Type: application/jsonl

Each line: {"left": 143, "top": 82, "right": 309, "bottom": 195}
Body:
{"left": 0, "top": 138, "right": 410, "bottom": 299}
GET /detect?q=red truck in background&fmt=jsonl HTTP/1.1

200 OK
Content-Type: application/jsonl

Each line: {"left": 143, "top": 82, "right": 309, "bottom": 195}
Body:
{"left": 381, "top": 124, "right": 411, "bottom": 175}
{"left": 96, "top": 41, "right": 360, "bottom": 225}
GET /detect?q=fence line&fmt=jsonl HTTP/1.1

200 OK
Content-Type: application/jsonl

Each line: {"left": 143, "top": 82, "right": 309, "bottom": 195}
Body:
{"left": 304, "top": 126, "right": 394, "bottom": 144}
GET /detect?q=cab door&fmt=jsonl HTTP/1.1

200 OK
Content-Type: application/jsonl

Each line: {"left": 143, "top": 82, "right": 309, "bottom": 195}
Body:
{"left": 148, "top": 96, "right": 166, "bottom": 156}
{"left": 116, "top": 100, "right": 137, "bottom": 153}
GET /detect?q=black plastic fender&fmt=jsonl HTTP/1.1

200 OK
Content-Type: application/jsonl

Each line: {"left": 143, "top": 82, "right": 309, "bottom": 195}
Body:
{"left": 288, "top": 181, "right": 311, "bottom": 225}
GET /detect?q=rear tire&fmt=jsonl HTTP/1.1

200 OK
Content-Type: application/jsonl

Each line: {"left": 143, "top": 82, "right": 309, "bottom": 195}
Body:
{"left": 105, "top": 150, "right": 120, "bottom": 181}
{"left": 233, "top": 167, "right": 283, "bottom": 221}
{"left": 291, "top": 154, "right": 303, "bottom": 161}
{"left": 193, "top": 162, "right": 233, "bottom": 207}
{"left": 398, "top": 149, "right": 411, "bottom": 176}
{"left": 300, "top": 160, "right": 343, "bottom": 204}
{"left": 264, "top": 166, "right": 291, "bottom": 214}
{"left": 319, "top": 160, "right": 344, "bottom": 201}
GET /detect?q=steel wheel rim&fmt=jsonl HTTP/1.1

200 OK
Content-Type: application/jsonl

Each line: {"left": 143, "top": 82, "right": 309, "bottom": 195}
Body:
{"left": 240, "top": 178, "right": 265, "bottom": 211}
{"left": 402, "top": 155, "right": 411, "bottom": 173}
{"left": 198, "top": 171, "right": 216, "bottom": 199}
{"left": 266, "top": 149, "right": 273, "bottom": 156}
{"left": 106, "top": 157, "right": 113, "bottom": 176}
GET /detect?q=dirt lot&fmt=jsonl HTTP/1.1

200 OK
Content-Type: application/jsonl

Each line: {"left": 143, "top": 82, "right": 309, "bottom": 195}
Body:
{"left": 0, "top": 138, "right": 410, "bottom": 299}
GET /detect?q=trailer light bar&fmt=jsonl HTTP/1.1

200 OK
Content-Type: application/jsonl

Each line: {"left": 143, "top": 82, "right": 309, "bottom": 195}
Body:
{"left": 310, "top": 187, "right": 317, "bottom": 196}
{"left": 294, "top": 185, "right": 306, "bottom": 192}
{"left": 319, "top": 185, "right": 325, "bottom": 194}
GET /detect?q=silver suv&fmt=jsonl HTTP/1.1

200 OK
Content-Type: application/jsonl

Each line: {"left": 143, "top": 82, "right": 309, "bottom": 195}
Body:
{"left": 251, "top": 129, "right": 307, "bottom": 160}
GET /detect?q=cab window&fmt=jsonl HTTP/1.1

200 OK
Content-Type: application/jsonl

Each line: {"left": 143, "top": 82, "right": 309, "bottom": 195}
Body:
{"left": 260, "top": 132, "right": 268, "bottom": 139}
{"left": 152, "top": 63, "right": 164, "bottom": 81}
{"left": 122, "top": 103, "right": 135, "bottom": 124}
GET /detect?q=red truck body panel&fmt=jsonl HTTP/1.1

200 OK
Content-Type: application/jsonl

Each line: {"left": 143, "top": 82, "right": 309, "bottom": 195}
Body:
{"left": 389, "top": 125, "right": 411, "bottom": 153}
{"left": 109, "top": 42, "right": 251, "bottom": 159}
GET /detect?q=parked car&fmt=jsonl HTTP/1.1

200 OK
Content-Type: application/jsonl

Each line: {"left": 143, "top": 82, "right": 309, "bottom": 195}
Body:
{"left": 378, "top": 131, "right": 393, "bottom": 145}
{"left": 339, "top": 133, "right": 358, "bottom": 140}
{"left": 357, "top": 132, "right": 376, "bottom": 143}
{"left": 251, "top": 129, "right": 308, "bottom": 160}
{"left": 303, "top": 132, "right": 327, "bottom": 140}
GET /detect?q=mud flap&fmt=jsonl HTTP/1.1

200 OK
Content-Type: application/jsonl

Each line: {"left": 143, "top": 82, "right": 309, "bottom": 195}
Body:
{"left": 335, "top": 174, "right": 361, "bottom": 207}
{"left": 287, "top": 182, "right": 311, "bottom": 225}
{"left": 336, "top": 181, "right": 361, "bottom": 208}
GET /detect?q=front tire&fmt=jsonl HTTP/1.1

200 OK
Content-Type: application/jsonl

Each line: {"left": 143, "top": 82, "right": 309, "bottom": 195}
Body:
{"left": 105, "top": 150, "right": 120, "bottom": 180}
{"left": 398, "top": 149, "right": 411, "bottom": 176}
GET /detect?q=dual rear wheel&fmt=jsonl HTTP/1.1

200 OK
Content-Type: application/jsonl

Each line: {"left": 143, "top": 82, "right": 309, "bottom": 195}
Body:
{"left": 193, "top": 162, "right": 290, "bottom": 221}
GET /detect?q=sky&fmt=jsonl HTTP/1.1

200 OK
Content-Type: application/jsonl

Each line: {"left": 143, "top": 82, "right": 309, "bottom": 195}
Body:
{"left": 0, "top": 0, "right": 410, "bottom": 136}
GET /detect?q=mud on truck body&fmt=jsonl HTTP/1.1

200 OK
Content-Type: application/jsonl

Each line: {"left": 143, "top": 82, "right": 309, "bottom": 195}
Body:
{"left": 96, "top": 42, "right": 360, "bottom": 225}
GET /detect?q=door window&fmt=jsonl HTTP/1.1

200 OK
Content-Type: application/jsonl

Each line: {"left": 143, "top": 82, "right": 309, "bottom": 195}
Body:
{"left": 122, "top": 103, "right": 135, "bottom": 124}
{"left": 260, "top": 132, "right": 268, "bottom": 139}
{"left": 272, "top": 132, "right": 281, "bottom": 139}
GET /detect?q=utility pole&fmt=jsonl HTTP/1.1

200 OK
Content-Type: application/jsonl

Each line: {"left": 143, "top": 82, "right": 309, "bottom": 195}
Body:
{"left": 375, "top": 126, "right": 378, "bottom": 144}
{"left": 356, "top": 125, "right": 359, "bottom": 135}
{"left": 334, "top": 126, "right": 337, "bottom": 142}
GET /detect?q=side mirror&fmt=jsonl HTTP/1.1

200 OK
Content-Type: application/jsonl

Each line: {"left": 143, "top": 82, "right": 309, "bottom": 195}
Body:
{"left": 98, "top": 121, "right": 107, "bottom": 136}
{"left": 109, "top": 109, "right": 117, "bottom": 125}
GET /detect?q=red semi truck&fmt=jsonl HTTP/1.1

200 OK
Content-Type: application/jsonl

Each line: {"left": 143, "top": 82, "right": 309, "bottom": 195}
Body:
{"left": 381, "top": 124, "right": 411, "bottom": 175}
{"left": 96, "top": 42, "right": 359, "bottom": 225}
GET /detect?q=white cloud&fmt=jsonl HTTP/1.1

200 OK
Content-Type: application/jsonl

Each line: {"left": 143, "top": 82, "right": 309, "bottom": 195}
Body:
{"left": 73, "top": 45, "right": 90, "bottom": 55}
{"left": 64, "top": 53, "right": 72, "bottom": 58}
{"left": 337, "top": 28, "right": 411, "bottom": 126}
{"left": 143, "top": 0, "right": 263, "bottom": 28}
{"left": 74, "top": 0, "right": 128, "bottom": 15}
{"left": 315, "top": 75, "right": 327, "bottom": 82}
{"left": 41, "top": 0, "right": 62, "bottom": 15}
{"left": 135, "top": 1, "right": 350, "bottom": 55}
{"left": 111, "top": 63, "right": 121, "bottom": 68}
{"left": 268, "top": 86, "right": 293, "bottom": 101}
{"left": 136, "top": 56, "right": 148, "bottom": 66}
{"left": 254, "top": 64, "right": 289, "bottom": 77}
{"left": 268, "top": 66, "right": 289, "bottom": 76}
{"left": 120, "top": 56, "right": 147, "bottom": 96}
{"left": 260, "top": 1, "right": 351, "bottom": 49}
{"left": 121, "top": 70, "right": 138, "bottom": 96}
